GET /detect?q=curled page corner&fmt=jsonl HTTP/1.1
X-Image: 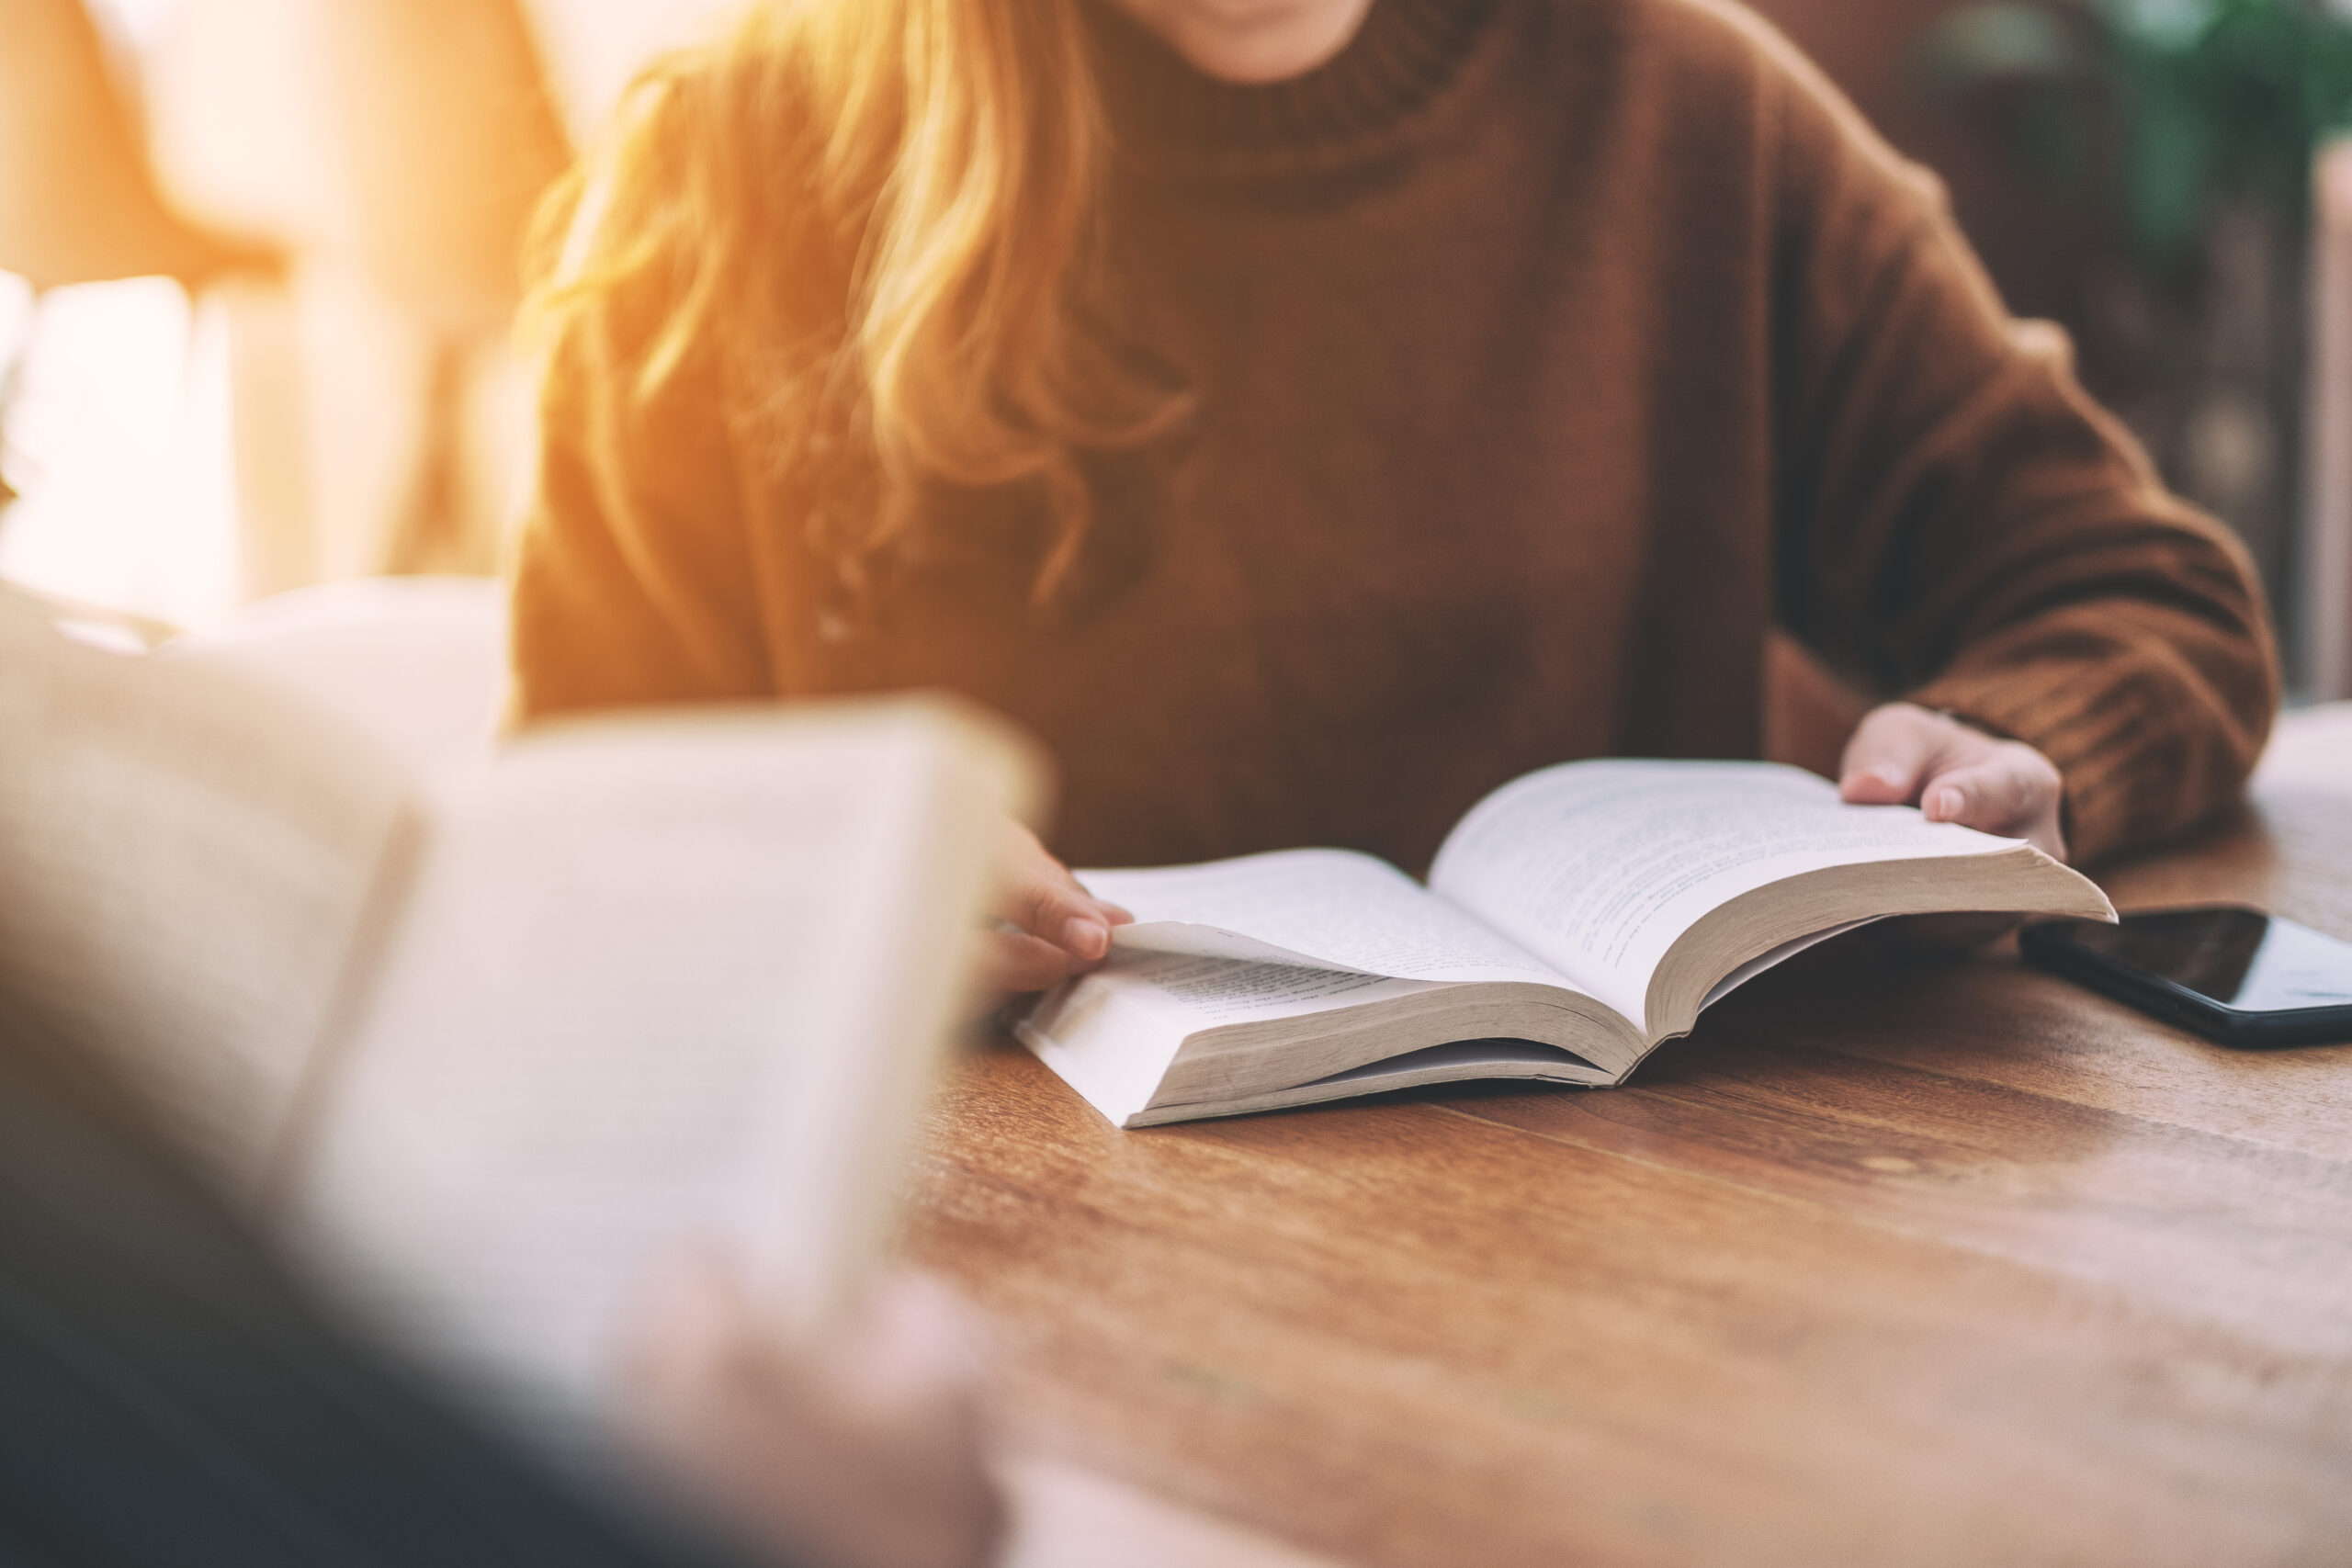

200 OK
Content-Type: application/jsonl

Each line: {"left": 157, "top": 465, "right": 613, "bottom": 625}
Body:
{"left": 1109, "top": 920, "right": 1377, "bottom": 975}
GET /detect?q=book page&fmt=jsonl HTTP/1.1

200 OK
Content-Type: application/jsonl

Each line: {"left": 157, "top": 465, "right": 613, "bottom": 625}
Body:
{"left": 1089, "top": 949, "right": 1444, "bottom": 1027}
{"left": 1079, "top": 850, "right": 1577, "bottom": 987}
{"left": 1292, "top": 1039, "right": 1606, "bottom": 1092}
{"left": 0, "top": 599, "right": 412, "bottom": 1192}
{"left": 1430, "top": 761, "right": 2026, "bottom": 1028}
{"left": 283, "top": 702, "right": 1034, "bottom": 1429}
{"left": 1019, "top": 952, "right": 1446, "bottom": 1127}
{"left": 1695, "top": 918, "right": 1882, "bottom": 1011}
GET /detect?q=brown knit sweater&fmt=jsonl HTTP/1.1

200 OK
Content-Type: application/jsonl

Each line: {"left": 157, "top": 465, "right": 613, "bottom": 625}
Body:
{"left": 512, "top": 0, "right": 2278, "bottom": 871}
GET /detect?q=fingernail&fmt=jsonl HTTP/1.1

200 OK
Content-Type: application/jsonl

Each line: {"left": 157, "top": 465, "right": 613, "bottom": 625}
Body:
{"left": 1064, "top": 916, "right": 1110, "bottom": 958}
{"left": 1931, "top": 786, "right": 1965, "bottom": 818}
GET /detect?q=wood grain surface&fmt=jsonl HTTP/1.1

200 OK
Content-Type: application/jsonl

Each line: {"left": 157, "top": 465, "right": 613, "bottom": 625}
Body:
{"left": 904, "top": 769, "right": 2352, "bottom": 1568}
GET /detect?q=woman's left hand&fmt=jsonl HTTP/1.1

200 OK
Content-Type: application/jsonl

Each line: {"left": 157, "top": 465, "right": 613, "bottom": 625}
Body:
{"left": 1838, "top": 701, "right": 2068, "bottom": 863}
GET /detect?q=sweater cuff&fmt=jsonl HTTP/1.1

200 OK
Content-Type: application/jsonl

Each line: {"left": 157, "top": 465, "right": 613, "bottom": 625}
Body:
{"left": 1905, "top": 656, "right": 2263, "bottom": 866}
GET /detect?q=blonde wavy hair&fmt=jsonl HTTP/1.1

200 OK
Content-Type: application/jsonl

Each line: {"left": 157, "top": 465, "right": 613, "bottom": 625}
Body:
{"left": 525, "top": 0, "right": 1187, "bottom": 619}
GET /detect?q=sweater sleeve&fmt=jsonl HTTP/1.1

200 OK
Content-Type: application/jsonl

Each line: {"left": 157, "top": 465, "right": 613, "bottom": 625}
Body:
{"left": 1760, "top": 39, "right": 2278, "bottom": 863}
{"left": 507, "top": 312, "right": 772, "bottom": 725}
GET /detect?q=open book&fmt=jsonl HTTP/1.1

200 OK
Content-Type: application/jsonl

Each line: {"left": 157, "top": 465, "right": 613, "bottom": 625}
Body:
{"left": 1020, "top": 761, "right": 2113, "bottom": 1127}
{"left": 0, "top": 593, "right": 1036, "bottom": 1429}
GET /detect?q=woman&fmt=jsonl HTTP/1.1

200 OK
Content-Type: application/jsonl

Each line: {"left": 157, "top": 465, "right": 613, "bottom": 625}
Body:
{"left": 512, "top": 0, "right": 2277, "bottom": 996}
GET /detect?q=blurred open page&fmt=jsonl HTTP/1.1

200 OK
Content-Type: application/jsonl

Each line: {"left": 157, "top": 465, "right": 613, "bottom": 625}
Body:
{"left": 0, "top": 595, "right": 412, "bottom": 1190}
{"left": 281, "top": 701, "right": 1035, "bottom": 1427}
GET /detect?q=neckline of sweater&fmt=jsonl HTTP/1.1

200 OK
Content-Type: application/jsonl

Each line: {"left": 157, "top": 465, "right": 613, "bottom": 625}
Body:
{"left": 1082, "top": 0, "right": 1507, "bottom": 180}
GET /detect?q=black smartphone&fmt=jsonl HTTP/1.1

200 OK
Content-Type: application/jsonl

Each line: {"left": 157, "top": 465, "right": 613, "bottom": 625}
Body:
{"left": 2019, "top": 907, "right": 2352, "bottom": 1048}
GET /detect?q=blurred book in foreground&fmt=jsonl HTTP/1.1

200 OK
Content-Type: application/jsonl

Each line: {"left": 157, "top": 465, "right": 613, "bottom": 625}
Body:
{"left": 0, "top": 593, "right": 1038, "bottom": 1430}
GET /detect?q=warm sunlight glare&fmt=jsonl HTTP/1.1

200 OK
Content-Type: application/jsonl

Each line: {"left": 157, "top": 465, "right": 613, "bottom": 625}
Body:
{"left": 0, "top": 272, "right": 239, "bottom": 629}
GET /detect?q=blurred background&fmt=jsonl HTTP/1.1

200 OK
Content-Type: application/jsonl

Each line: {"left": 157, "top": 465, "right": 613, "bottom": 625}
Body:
{"left": 3, "top": 0, "right": 2350, "bottom": 697}
{"left": 0, "top": 0, "right": 731, "bottom": 626}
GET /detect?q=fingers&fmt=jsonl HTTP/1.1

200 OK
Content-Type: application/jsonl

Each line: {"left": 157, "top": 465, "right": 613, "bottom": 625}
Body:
{"left": 624, "top": 1265, "right": 985, "bottom": 1427}
{"left": 619, "top": 1266, "right": 1006, "bottom": 1568}
{"left": 622, "top": 1254, "right": 759, "bottom": 1417}
{"left": 986, "top": 824, "right": 1130, "bottom": 996}
{"left": 843, "top": 1274, "right": 988, "bottom": 1405}
{"left": 1840, "top": 702, "right": 2069, "bottom": 863}
{"left": 1917, "top": 742, "right": 2067, "bottom": 862}
{"left": 974, "top": 929, "right": 1091, "bottom": 998}
{"left": 1838, "top": 703, "right": 1948, "bottom": 805}
{"left": 1917, "top": 754, "right": 2043, "bottom": 829}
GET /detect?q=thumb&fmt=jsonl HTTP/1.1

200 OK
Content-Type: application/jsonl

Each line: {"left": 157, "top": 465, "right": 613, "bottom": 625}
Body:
{"left": 1839, "top": 705, "right": 1949, "bottom": 806}
{"left": 842, "top": 1275, "right": 988, "bottom": 1408}
{"left": 996, "top": 825, "right": 1126, "bottom": 961}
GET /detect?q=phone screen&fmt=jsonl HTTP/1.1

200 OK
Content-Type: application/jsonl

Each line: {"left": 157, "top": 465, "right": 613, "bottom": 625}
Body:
{"left": 2064, "top": 909, "right": 2352, "bottom": 1012}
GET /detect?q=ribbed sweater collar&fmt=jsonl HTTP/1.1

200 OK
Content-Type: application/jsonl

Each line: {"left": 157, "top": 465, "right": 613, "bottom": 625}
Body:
{"left": 1083, "top": 0, "right": 1503, "bottom": 176}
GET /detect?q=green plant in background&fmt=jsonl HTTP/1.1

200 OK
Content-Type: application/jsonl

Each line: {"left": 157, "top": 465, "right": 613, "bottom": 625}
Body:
{"left": 1920, "top": 0, "right": 2352, "bottom": 265}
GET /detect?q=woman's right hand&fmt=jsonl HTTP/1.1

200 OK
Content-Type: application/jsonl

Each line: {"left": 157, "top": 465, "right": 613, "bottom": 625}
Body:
{"left": 976, "top": 823, "right": 1132, "bottom": 998}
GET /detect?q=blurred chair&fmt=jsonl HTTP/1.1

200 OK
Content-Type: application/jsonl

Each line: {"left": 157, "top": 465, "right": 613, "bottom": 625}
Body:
{"left": 9, "top": 0, "right": 736, "bottom": 611}
{"left": 0, "top": 0, "right": 272, "bottom": 518}
{"left": 139, "top": 0, "right": 570, "bottom": 592}
{"left": 0, "top": 0, "right": 263, "bottom": 291}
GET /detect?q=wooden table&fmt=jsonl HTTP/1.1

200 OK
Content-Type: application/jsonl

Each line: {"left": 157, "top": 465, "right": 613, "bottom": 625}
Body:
{"left": 908, "top": 751, "right": 2352, "bottom": 1568}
